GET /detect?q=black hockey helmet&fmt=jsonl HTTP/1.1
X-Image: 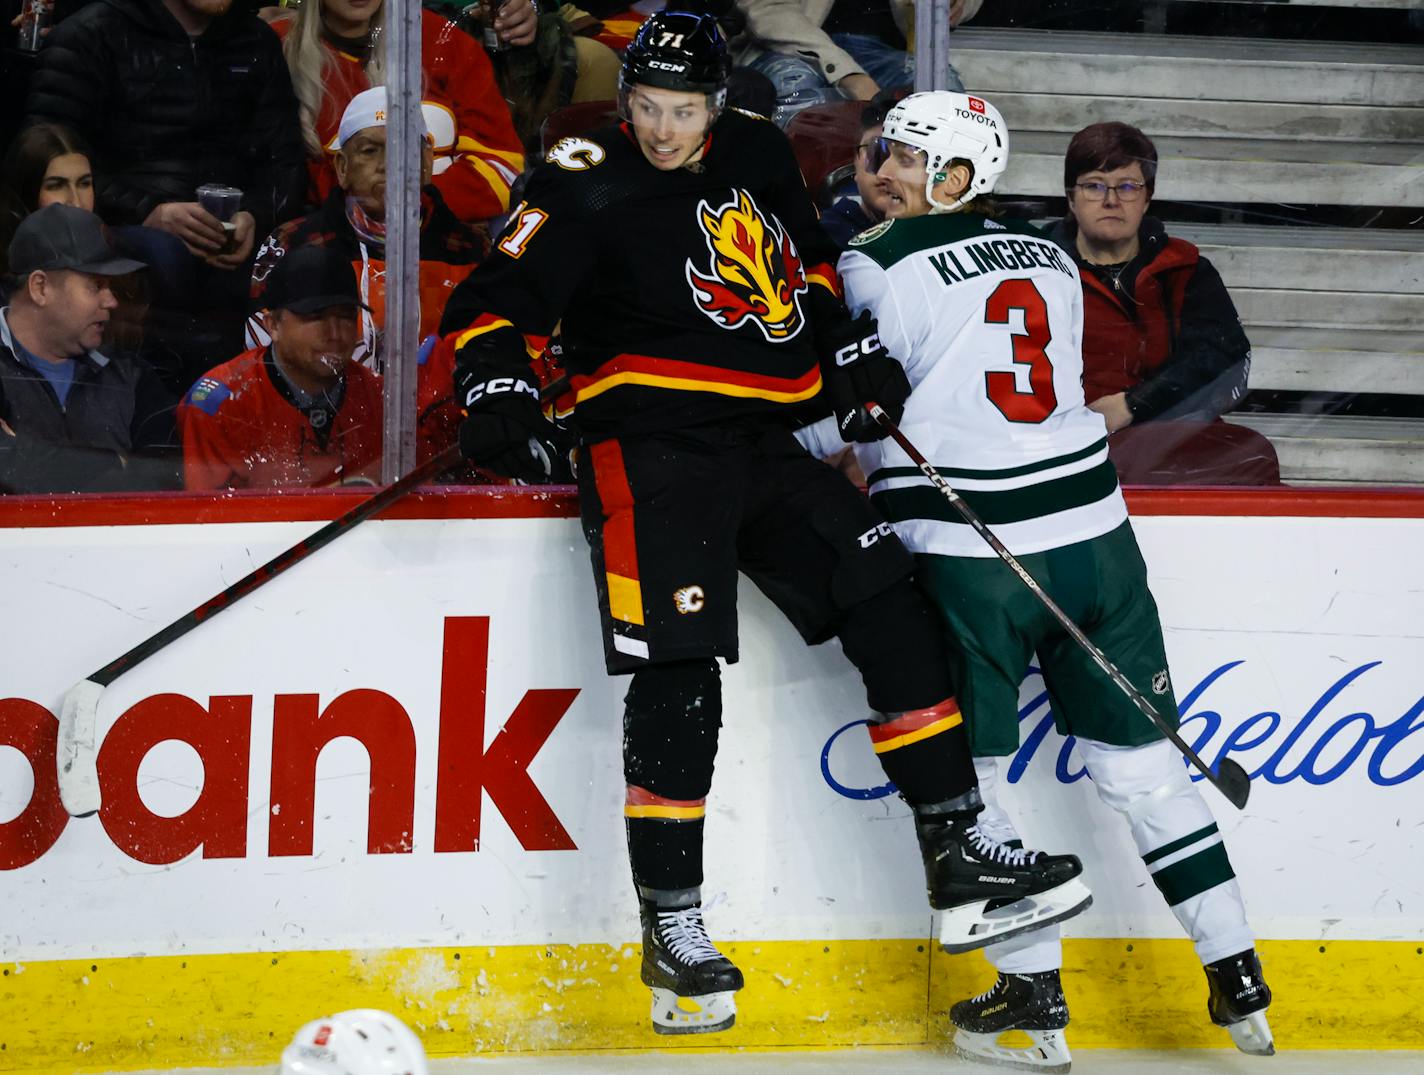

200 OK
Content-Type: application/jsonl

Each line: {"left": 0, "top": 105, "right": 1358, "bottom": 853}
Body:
{"left": 620, "top": 11, "right": 731, "bottom": 96}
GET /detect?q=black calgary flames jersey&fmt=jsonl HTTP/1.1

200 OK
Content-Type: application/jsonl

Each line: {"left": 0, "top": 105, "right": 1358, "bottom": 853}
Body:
{"left": 439, "top": 109, "right": 844, "bottom": 441}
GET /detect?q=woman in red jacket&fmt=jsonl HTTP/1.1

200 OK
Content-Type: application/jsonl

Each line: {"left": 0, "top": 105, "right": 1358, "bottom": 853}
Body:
{"left": 1049, "top": 122, "right": 1279, "bottom": 485}
{"left": 276, "top": 0, "right": 526, "bottom": 225}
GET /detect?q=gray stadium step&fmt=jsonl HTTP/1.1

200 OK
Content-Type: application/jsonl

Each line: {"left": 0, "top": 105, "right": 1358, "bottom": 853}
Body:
{"left": 1171, "top": 226, "right": 1423, "bottom": 395}
{"left": 952, "top": 29, "right": 1424, "bottom": 206}
{"left": 984, "top": 91, "right": 1424, "bottom": 143}
{"left": 1225, "top": 414, "right": 1424, "bottom": 484}
{"left": 1249, "top": 346, "right": 1424, "bottom": 394}
{"left": 951, "top": 30, "right": 1424, "bottom": 106}
{"left": 1231, "top": 288, "right": 1421, "bottom": 331}
{"left": 1000, "top": 131, "right": 1424, "bottom": 206}
{"left": 1172, "top": 224, "right": 1424, "bottom": 294}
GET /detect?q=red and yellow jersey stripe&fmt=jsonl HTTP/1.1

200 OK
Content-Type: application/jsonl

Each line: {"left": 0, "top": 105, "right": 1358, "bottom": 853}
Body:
{"left": 570, "top": 353, "right": 822, "bottom": 408}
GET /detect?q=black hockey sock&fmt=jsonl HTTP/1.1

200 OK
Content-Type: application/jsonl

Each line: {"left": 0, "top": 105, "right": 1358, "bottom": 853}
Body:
{"left": 625, "top": 784, "right": 706, "bottom": 897}
{"left": 868, "top": 698, "right": 979, "bottom": 806}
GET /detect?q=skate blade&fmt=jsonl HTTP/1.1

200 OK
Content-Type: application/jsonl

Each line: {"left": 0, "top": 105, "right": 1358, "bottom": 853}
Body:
{"left": 1226, "top": 1010, "right": 1275, "bottom": 1056}
{"left": 953, "top": 1027, "right": 1072, "bottom": 1073}
{"left": 939, "top": 879, "right": 1093, "bottom": 954}
{"left": 649, "top": 986, "right": 737, "bottom": 1035}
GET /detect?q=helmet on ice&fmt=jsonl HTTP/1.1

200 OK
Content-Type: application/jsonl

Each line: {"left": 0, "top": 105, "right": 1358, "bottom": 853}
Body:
{"left": 279, "top": 1009, "right": 428, "bottom": 1075}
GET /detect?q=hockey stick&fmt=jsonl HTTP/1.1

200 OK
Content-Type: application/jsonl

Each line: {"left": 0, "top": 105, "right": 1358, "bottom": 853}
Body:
{"left": 58, "top": 368, "right": 577, "bottom": 818}
{"left": 867, "top": 403, "right": 1251, "bottom": 810}
{"left": 56, "top": 442, "right": 464, "bottom": 818}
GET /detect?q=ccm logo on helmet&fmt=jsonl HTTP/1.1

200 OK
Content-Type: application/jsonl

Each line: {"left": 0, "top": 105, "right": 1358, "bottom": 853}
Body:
{"left": 834, "top": 334, "right": 882, "bottom": 366}
{"left": 464, "top": 376, "right": 540, "bottom": 409}
{"left": 648, "top": 59, "right": 688, "bottom": 73}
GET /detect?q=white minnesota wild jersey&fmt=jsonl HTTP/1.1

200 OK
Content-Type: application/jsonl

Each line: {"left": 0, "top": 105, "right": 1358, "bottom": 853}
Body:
{"left": 839, "top": 212, "right": 1127, "bottom": 558}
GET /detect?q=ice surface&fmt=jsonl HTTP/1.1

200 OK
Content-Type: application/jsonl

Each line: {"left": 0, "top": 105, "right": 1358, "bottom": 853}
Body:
{"left": 107, "top": 1048, "right": 1424, "bottom": 1075}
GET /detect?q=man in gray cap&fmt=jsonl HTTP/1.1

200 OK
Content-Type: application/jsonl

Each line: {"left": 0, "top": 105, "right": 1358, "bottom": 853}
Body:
{"left": 0, "top": 203, "right": 176, "bottom": 494}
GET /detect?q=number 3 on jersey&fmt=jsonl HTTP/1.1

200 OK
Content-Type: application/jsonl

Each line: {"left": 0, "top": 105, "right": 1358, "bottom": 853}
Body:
{"left": 984, "top": 278, "right": 1057, "bottom": 424}
{"left": 498, "top": 202, "right": 549, "bottom": 259}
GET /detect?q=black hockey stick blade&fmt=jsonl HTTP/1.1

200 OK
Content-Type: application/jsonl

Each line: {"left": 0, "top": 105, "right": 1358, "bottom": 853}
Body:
{"left": 1212, "top": 757, "right": 1252, "bottom": 810}
{"left": 57, "top": 442, "right": 463, "bottom": 818}
{"left": 866, "top": 403, "right": 1252, "bottom": 810}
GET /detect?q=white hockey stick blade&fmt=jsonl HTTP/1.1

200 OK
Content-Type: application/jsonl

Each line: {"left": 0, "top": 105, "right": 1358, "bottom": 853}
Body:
{"left": 57, "top": 678, "right": 104, "bottom": 817}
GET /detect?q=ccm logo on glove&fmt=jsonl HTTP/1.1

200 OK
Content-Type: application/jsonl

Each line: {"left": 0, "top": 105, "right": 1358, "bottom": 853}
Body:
{"left": 835, "top": 333, "right": 883, "bottom": 366}
{"left": 463, "top": 376, "right": 541, "bottom": 410}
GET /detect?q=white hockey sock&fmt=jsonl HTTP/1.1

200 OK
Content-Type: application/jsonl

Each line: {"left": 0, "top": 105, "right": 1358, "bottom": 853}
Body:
{"left": 973, "top": 756, "right": 1065, "bottom": 975}
{"left": 1078, "top": 737, "right": 1255, "bottom": 966}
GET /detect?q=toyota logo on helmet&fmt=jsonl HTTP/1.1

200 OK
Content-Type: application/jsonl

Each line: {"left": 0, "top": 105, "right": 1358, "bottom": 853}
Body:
{"left": 882, "top": 91, "right": 1011, "bottom": 213}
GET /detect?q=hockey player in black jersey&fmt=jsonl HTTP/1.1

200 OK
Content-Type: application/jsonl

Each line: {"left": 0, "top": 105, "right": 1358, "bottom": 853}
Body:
{"left": 440, "top": 10, "right": 1092, "bottom": 1037}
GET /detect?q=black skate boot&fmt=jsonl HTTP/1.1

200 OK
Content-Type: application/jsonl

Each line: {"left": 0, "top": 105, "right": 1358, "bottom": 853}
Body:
{"left": 1205, "top": 948, "right": 1274, "bottom": 1056}
{"left": 951, "top": 970, "right": 1072, "bottom": 1073}
{"left": 915, "top": 807, "right": 1092, "bottom": 953}
{"left": 640, "top": 900, "right": 744, "bottom": 1035}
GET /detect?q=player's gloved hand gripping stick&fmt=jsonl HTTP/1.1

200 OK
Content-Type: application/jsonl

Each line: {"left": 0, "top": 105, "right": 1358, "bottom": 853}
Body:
{"left": 823, "top": 311, "right": 911, "bottom": 443}
{"left": 867, "top": 402, "right": 1252, "bottom": 810}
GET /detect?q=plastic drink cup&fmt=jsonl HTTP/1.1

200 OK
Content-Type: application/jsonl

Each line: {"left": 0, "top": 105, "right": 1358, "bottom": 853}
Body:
{"left": 197, "top": 183, "right": 243, "bottom": 252}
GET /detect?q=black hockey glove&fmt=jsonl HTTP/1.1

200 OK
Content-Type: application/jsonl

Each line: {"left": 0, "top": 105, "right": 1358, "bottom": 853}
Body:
{"left": 822, "top": 311, "right": 910, "bottom": 443}
{"left": 455, "top": 362, "right": 564, "bottom": 483}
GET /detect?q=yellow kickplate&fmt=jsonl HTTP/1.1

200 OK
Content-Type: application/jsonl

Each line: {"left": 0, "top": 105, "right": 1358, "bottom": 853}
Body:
{"left": 0, "top": 940, "right": 929, "bottom": 1073}
{"left": 933, "top": 938, "right": 1424, "bottom": 1052}
{"left": 2, "top": 937, "right": 1419, "bottom": 1072}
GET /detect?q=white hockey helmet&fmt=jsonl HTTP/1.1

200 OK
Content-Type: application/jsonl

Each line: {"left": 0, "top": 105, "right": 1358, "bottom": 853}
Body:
{"left": 881, "top": 91, "right": 1009, "bottom": 213}
{"left": 279, "top": 1009, "right": 429, "bottom": 1075}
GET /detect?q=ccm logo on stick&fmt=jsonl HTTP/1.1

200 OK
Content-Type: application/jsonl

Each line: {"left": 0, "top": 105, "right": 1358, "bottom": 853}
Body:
{"left": 464, "top": 377, "right": 540, "bottom": 409}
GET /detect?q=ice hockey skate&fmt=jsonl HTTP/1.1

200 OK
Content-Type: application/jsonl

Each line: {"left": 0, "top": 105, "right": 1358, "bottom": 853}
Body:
{"left": 951, "top": 970, "right": 1072, "bottom": 1073}
{"left": 915, "top": 810, "right": 1092, "bottom": 953}
{"left": 640, "top": 901, "right": 744, "bottom": 1035}
{"left": 1206, "top": 948, "right": 1275, "bottom": 1055}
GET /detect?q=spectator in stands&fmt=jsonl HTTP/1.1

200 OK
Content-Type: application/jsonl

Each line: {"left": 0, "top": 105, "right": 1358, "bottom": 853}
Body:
{"left": 428, "top": 0, "right": 623, "bottom": 153}
{"left": 275, "top": 0, "right": 525, "bottom": 224}
{"left": 1049, "top": 121, "right": 1280, "bottom": 484}
{"left": 820, "top": 90, "right": 899, "bottom": 247}
{"left": 737, "top": 0, "right": 981, "bottom": 125}
{"left": 0, "top": 204, "right": 176, "bottom": 494}
{"left": 180, "top": 243, "right": 382, "bottom": 490}
{"left": 25, "top": 0, "right": 308, "bottom": 395}
{"left": 0, "top": 123, "right": 156, "bottom": 359}
{"left": 0, "top": 123, "right": 94, "bottom": 277}
{"left": 248, "top": 87, "right": 488, "bottom": 459}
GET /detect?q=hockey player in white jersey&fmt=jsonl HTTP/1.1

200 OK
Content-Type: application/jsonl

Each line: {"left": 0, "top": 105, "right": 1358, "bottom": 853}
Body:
{"left": 824, "top": 92, "right": 1275, "bottom": 1071}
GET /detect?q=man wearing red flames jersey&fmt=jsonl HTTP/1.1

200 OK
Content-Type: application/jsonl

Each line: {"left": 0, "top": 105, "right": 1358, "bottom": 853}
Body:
{"left": 180, "top": 245, "right": 381, "bottom": 491}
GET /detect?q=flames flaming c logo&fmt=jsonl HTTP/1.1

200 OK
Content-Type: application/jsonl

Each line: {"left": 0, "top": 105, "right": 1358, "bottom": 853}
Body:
{"left": 685, "top": 189, "right": 807, "bottom": 342}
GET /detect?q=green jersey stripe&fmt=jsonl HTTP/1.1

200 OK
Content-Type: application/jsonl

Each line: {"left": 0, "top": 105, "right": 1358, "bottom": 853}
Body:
{"left": 1149, "top": 842, "right": 1238, "bottom": 907}
{"left": 1143, "top": 823, "right": 1221, "bottom": 867}
{"left": 868, "top": 438, "right": 1107, "bottom": 485}
{"left": 870, "top": 458, "right": 1120, "bottom": 527}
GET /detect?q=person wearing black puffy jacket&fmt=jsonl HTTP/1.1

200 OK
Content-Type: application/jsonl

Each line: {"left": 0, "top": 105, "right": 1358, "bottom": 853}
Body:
{"left": 25, "top": 0, "right": 308, "bottom": 393}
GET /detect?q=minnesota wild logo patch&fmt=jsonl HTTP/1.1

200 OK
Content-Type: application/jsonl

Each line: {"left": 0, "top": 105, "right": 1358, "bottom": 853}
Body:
{"left": 849, "top": 219, "right": 895, "bottom": 246}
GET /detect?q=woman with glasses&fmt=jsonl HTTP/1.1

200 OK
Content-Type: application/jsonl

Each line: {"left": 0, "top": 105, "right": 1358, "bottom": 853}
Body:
{"left": 1049, "top": 122, "right": 1279, "bottom": 485}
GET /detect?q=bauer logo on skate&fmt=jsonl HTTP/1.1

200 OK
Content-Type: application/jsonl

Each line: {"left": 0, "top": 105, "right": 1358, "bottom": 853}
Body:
{"left": 0, "top": 617, "right": 580, "bottom": 871}
{"left": 820, "top": 660, "right": 1424, "bottom": 799}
